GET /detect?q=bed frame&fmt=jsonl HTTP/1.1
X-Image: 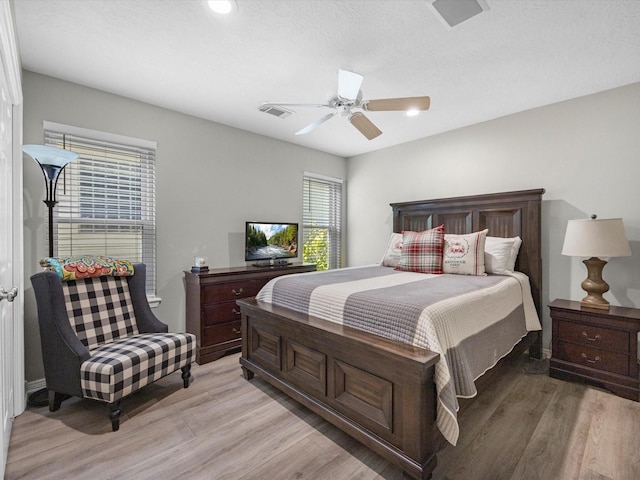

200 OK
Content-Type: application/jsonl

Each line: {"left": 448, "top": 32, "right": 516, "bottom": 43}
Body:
{"left": 238, "top": 188, "right": 544, "bottom": 480}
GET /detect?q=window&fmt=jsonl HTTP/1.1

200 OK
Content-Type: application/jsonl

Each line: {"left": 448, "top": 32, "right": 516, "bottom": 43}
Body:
{"left": 302, "top": 173, "right": 343, "bottom": 270}
{"left": 44, "top": 122, "right": 157, "bottom": 297}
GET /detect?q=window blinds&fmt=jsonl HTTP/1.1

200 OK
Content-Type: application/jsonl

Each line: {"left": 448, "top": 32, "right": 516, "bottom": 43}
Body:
{"left": 302, "top": 174, "right": 343, "bottom": 270}
{"left": 44, "top": 128, "right": 157, "bottom": 295}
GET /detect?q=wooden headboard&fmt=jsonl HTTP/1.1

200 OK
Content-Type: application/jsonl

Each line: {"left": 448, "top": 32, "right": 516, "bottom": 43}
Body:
{"left": 391, "top": 189, "right": 545, "bottom": 355}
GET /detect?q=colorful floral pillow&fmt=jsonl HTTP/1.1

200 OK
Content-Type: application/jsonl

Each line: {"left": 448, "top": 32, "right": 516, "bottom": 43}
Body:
{"left": 443, "top": 229, "right": 488, "bottom": 275}
{"left": 395, "top": 225, "right": 445, "bottom": 274}
{"left": 40, "top": 255, "right": 135, "bottom": 281}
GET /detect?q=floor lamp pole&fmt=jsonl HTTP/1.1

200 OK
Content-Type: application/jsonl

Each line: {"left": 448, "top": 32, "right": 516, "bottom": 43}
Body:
{"left": 23, "top": 144, "right": 79, "bottom": 407}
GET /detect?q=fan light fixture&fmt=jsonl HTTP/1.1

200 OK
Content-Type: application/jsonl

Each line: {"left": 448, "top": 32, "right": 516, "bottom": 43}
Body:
{"left": 261, "top": 69, "right": 431, "bottom": 140}
{"left": 406, "top": 109, "right": 420, "bottom": 117}
{"left": 208, "top": 0, "right": 238, "bottom": 15}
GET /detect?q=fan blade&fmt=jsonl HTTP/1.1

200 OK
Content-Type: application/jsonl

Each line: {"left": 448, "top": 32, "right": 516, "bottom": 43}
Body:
{"left": 349, "top": 112, "right": 382, "bottom": 140}
{"left": 295, "top": 113, "right": 336, "bottom": 135}
{"left": 338, "top": 69, "right": 364, "bottom": 101}
{"left": 363, "top": 96, "right": 431, "bottom": 112}
{"left": 262, "top": 102, "right": 330, "bottom": 108}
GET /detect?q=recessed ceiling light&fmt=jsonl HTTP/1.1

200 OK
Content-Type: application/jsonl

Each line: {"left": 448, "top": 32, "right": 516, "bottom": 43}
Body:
{"left": 208, "top": 0, "right": 238, "bottom": 15}
{"left": 406, "top": 109, "right": 420, "bottom": 117}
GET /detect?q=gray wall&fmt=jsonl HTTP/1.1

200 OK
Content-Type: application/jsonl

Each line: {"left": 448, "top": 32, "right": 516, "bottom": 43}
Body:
{"left": 22, "top": 71, "right": 346, "bottom": 382}
{"left": 23, "top": 70, "right": 640, "bottom": 381}
{"left": 346, "top": 81, "right": 640, "bottom": 351}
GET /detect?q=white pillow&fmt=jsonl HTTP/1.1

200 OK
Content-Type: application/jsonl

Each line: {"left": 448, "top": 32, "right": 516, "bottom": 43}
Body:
{"left": 485, "top": 236, "right": 522, "bottom": 274}
{"left": 380, "top": 232, "right": 403, "bottom": 267}
{"left": 443, "top": 229, "right": 488, "bottom": 276}
{"left": 506, "top": 236, "right": 522, "bottom": 272}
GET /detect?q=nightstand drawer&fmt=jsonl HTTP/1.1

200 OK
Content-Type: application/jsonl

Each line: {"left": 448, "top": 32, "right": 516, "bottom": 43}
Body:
{"left": 555, "top": 341, "right": 629, "bottom": 376}
{"left": 203, "top": 320, "right": 242, "bottom": 345}
{"left": 203, "top": 300, "right": 243, "bottom": 325}
{"left": 203, "top": 279, "right": 266, "bottom": 303}
{"left": 557, "top": 320, "right": 630, "bottom": 354}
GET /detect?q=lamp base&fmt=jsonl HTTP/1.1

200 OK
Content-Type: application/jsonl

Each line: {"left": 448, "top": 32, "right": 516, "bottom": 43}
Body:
{"left": 580, "top": 298, "right": 610, "bottom": 310}
{"left": 580, "top": 257, "right": 610, "bottom": 310}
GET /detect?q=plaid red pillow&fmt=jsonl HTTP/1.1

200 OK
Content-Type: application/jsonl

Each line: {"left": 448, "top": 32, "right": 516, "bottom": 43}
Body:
{"left": 395, "top": 225, "right": 445, "bottom": 274}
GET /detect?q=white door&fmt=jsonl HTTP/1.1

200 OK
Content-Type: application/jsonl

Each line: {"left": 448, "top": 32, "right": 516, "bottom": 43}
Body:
{"left": 0, "top": 0, "right": 24, "bottom": 475}
{"left": 0, "top": 54, "right": 16, "bottom": 476}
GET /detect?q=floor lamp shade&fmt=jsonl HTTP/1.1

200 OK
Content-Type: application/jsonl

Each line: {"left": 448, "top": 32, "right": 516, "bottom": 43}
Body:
{"left": 23, "top": 145, "right": 79, "bottom": 257}
{"left": 561, "top": 217, "right": 631, "bottom": 309}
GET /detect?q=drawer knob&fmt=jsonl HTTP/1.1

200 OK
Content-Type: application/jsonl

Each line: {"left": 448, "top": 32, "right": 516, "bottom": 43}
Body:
{"left": 232, "top": 288, "right": 244, "bottom": 296}
{"left": 232, "top": 308, "right": 241, "bottom": 316}
{"left": 581, "top": 352, "right": 601, "bottom": 364}
{"left": 232, "top": 327, "right": 242, "bottom": 334}
{"left": 581, "top": 331, "right": 601, "bottom": 342}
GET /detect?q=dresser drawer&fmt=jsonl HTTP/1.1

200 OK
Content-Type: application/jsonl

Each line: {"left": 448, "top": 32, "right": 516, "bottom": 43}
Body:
{"left": 203, "top": 279, "right": 266, "bottom": 303}
{"left": 203, "top": 320, "right": 242, "bottom": 346}
{"left": 557, "top": 320, "right": 630, "bottom": 354}
{"left": 203, "top": 301, "right": 243, "bottom": 326}
{"left": 555, "top": 341, "right": 629, "bottom": 376}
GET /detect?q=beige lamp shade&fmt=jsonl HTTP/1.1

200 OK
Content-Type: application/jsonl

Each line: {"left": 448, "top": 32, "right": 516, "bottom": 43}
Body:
{"left": 562, "top": 218, "right": 631, "bottom": 258}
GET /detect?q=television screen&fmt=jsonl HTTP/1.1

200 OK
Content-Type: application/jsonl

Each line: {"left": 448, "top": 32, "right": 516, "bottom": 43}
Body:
{"left": 245, "top": 222, "right": 298, "bottom": 262}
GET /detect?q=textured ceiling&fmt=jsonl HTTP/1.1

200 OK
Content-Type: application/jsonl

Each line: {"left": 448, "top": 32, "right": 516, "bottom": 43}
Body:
{"left": 13, "top": 0, "right": 640, "bottom": 158}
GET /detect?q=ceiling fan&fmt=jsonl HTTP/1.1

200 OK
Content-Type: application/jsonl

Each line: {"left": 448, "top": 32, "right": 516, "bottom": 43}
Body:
{"left": 260, "top": 69, "right": 430, "bottom": 140}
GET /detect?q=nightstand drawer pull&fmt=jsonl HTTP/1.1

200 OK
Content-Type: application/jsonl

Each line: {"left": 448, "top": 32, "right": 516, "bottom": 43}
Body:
{"left": 581, "top": 353, "right": 601, "bottom": 364}
{"left": 232, "top": 308, "right": 241, "bottom": 315}
{"left": 581, "top": 331, "right": 601, "bottom": 342}
{"left": 232, "top": 288, "right": 244, "bottom": 296}
{"left": 232, "top": 327, "right": 242, "bottom": 335}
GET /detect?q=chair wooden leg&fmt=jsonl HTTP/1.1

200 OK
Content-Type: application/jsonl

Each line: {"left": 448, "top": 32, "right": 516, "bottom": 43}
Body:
{"left": 107, "top": 401, "right": 121, "bottom": 431}
{"left": 181, "top": 365, "right": 191, "bottom": 388}
{"left": 48, "top": 390, "right": 64, "bottom": 412}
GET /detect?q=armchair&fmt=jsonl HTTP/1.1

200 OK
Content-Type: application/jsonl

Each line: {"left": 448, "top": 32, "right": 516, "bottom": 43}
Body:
{"left": 30, "top": 259, "right": 196, "bottom": 431}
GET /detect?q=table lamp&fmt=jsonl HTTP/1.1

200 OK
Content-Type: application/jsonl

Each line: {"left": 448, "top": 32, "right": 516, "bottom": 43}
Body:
{"left": 561, "top": 215, "right": 631, "bottom": 310}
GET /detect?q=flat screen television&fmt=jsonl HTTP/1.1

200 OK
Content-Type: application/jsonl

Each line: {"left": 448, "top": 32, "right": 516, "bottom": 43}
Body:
{"left": 245, "top": 221, "right": 298, "bottom": 264}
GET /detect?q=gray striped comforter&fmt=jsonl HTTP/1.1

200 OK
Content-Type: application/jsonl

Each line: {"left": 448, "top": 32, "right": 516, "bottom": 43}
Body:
{"left": 256, "top": 265, "right": 541, "bottom": 446}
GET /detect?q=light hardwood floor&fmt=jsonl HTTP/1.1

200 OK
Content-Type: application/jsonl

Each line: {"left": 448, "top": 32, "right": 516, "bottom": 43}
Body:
{"left": 5, "top": 352, "right": 640, "bottom": 480}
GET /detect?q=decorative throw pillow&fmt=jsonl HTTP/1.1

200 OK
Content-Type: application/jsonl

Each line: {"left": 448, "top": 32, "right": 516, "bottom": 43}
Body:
{"left": 380, "top": 232, "right": 403, "bottom": 267}
{"left": 40, "top": 255, "right": 135, "bottom": 281}
{"left": 443, "top": 229, "right": 488, "bottom": 275}
{"left": 484, "top": 236, "right": 522, "bottom": 274}
{"left": 395, "top": 225, "right": 445, "bottom": 274}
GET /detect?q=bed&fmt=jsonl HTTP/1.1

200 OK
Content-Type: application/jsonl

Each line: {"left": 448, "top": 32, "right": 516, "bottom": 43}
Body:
{"left": 237, "top": 188, "right": 544, "bottom": 480}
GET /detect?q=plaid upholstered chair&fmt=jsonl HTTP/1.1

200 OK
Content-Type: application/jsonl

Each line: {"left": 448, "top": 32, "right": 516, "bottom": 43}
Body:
{"left": 30, "top": 257, "right": 196, "bottom": 431}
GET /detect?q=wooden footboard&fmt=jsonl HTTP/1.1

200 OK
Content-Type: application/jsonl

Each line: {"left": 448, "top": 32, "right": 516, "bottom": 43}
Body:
{"left": 238, "top": 297, "right": 441, "bottom": 480}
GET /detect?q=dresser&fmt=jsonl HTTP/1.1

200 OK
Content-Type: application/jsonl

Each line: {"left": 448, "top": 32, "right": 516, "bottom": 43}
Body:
{"left": 185, "top": 263, "right": 316, "bottom": 364}
{"left": 549, "top": 298, "right": 640, "bottom": 401}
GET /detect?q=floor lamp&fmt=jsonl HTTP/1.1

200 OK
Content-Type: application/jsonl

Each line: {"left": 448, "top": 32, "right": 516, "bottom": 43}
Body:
{"left": 23, "top": 144, "right": 79, "bottom": 407}
{"left": 23, "top": 145, "right": 79, "bottom": 258}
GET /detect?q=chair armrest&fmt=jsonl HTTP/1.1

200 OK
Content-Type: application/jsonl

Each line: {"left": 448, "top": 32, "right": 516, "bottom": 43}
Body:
{"left": 30, "top": 271, "right": 91, "bottom": 396}
{"left": 129, "top": 264, "right": 168, "bottom": 333}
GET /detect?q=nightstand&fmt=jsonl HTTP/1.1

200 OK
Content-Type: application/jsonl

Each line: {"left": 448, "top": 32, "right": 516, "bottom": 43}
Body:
{"left": 549, "top": 299, "right": 640, "bottom": 401}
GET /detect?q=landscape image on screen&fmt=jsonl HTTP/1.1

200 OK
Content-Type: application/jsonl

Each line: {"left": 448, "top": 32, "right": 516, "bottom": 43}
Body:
{"left": 245, "top": 222, "right": 298, "bottom": 261}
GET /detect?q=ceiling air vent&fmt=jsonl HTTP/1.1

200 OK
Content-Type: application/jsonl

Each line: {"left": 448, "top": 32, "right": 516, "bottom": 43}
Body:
{"left": 428, "top": 0, "right": 489, "bottom": 28}
{"left": 259, "top": 104, "right": 294, "bottom": 119}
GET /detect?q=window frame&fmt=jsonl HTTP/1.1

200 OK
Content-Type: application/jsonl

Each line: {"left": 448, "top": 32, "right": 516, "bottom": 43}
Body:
{"left": 302, "top": 172, "right": 343, "bottom": 270}
{"left": 43, "top": 121, "right": 158, "bottom": 302}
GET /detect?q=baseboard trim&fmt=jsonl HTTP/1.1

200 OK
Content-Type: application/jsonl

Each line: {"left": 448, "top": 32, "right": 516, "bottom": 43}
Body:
{"left": 26, "top": 378, "right": 46, "bottom": 395}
